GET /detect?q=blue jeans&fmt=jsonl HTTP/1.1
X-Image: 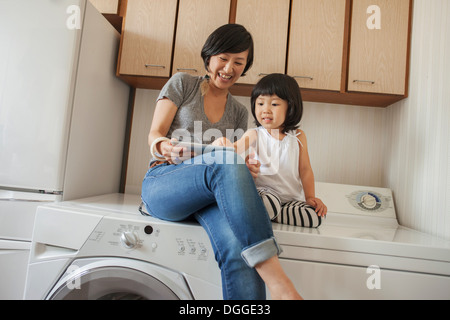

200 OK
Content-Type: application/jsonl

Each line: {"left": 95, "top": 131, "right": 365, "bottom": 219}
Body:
{"left": 141, "top": 150, "right": 281, "bottom": 300}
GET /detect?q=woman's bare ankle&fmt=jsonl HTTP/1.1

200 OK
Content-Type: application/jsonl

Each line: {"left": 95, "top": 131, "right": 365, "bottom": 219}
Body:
{"left": 268, "top": 278, "right": 303, "bottom": 300}
{"left": 255, "top": 256, "right": 303, "bottom": 300}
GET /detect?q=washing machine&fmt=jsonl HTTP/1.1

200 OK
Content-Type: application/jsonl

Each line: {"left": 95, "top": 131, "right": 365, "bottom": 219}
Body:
{"left": 275, "top": 182, "right": 450, "bottom": 300}
{"left": 23, "top": 193, "right": 222, "bottom": 300}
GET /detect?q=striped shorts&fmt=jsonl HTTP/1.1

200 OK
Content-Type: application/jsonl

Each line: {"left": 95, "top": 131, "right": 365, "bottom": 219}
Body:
{"left": 258, "top": 188, "right": 322, "bottom": 228}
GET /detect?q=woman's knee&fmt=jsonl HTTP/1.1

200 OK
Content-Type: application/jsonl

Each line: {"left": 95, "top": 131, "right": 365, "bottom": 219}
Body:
{"left": 204, "top": 149, "right": 246, "bottom": 167}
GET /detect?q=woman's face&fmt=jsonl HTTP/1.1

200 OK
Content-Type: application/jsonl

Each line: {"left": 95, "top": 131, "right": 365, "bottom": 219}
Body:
{"left": 207, "top": 50, "right": 249, "bottom": 91}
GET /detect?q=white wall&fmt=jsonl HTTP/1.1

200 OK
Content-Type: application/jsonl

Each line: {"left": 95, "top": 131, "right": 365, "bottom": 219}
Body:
{"left": 235, "top": 97, "right": 388, "bottom": 187}
{"left": 125, "top": 0, "right": 450, "bottom": 240}
{"left": 125, "top": 93, "right": 386, "bottom": 195}
{"left": 384, "top": 0, "right": 450, "bottom": 240}
{"left": 124, "top": 89, "right": 159, "bottom": 195}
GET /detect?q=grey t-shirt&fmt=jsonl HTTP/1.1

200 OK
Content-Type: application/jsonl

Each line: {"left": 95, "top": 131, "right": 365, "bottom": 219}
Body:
{"left": 157, "top": 72, "right": 248, "bottom": 144}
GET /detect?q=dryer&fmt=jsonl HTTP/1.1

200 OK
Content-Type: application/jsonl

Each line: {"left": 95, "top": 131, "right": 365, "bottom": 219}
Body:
{"left": 275, "top": 182, "right": 450, "bottom": 300}
{"left": 23, "top": 193, "right": 222, "bottom": 300}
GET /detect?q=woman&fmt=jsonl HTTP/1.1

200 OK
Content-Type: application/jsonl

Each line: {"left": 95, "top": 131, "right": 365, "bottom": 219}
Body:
{"left": 141, "top": 24, "right": 301, "bottom": 300}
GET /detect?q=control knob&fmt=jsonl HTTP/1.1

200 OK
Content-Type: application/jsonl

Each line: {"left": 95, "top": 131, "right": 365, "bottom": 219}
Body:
{"left": 120, "top": 231, "right": 138, "bottom": 249}
{"left": 361, "top": 194, "right": 377, "bottom": 209}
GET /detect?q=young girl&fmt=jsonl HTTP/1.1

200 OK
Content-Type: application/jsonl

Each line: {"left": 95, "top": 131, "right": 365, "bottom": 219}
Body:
{"left": 215, "top": 73, "right": 327, "bottom": 227}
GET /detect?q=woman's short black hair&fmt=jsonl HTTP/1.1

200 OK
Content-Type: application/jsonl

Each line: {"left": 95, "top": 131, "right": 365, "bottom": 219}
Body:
{"left": 251, "top": 74, "right": 303, "bottom": 133}
{"left": 201, "top": 24, "right": 254, "bottom": 76}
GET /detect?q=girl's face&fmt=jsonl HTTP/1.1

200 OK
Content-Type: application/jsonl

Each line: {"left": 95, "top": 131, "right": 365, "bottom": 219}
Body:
{"left": 207, "top": 51, "right": 249, "bottom": 91}
{"left": 255, "top": 94, "right": 288, "bottom": 133}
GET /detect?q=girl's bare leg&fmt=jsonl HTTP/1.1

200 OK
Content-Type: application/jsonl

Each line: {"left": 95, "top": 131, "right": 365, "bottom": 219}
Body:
{"left": 255, "top": 256, "right": 303, "bottom": 300}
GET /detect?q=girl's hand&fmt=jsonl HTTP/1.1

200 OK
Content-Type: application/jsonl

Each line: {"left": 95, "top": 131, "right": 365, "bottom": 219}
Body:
{"left": 213, "top": 138, "right": 260, "bottom": 179}
{"left": 212, "top": 137, "right": 233, "bottom": 148}
{"left": 306, "top": 197, "right": 327, "bottom": 217}
{"left": 246, "top": 153, "right": 261, "bottom": 180}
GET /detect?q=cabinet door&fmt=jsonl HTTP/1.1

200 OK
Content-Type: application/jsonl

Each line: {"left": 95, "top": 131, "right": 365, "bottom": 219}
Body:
{"left": 119, "top": 0, "right": 177, "bottom": 77}
{"left": 235, "top": 0, "right": 290, "bottom": 84}
{"left": 89, "top": 0, "right": 119, "bottom": 14}
{"left": 287, "top": 0, "right": 346, "bottom": 91}
{"left": 172, "top": 0, "right": 231, "bottom": 77}
{"left": 348, "top": 0, "right": 410, "bottom": 95}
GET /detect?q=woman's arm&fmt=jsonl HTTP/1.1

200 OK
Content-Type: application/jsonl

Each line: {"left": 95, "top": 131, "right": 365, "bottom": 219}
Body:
{"left": 148, "top": 98, "right": 186, "bottom": 163}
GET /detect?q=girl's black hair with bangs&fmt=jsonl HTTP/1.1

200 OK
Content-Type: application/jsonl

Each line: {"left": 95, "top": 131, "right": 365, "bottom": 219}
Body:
{"left": 251, "top": 73, "right": 303, "bottom": 133}
{"left": 201, "top": 24, "right": 254, "bottom": 76}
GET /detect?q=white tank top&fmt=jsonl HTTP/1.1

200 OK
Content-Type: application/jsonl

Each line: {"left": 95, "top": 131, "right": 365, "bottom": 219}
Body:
{"left": 253, "top": 127, "right": 305, "bottom": 203}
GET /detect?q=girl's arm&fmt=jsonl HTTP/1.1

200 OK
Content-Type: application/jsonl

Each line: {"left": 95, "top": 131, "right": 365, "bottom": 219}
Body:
{"left": 233, "top": 129, "right": 257, "bottom": 155}
{"left": 236, "top": 130, "right": 260, "bottom": 179}
{"left": 212, "top": 129, "right": 257, "bottom": 153}
{"left": 297, "top": 130, "right": 327, "bottom": 217}
{"left": 212, "top": 129, "right": 259, "bottom": 178}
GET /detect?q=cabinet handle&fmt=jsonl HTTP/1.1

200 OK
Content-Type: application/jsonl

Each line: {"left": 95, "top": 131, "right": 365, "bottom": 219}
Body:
{"left": 258, "top": 73, "right": 270, "bottom": 77}
{"left": 293, "top": 76, "right": 314, "bottom": 81}
{"left": 145, "top": 64, "right": 166, "bottom": 69}
{"left": 353, "top": 80, "right": 375, "bottom": 84}
{"left": 177, "top": 68, "right": 198, "bottom": 73}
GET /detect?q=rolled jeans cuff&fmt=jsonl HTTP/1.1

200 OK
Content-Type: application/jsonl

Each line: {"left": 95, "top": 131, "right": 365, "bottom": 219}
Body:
{"left": 241, "top": 237, "right": 283, "bottom": 268}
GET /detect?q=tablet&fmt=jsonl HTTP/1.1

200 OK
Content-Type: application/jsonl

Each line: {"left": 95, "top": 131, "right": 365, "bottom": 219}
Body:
{"left": 171, "top": 141, "right": 235, "bottom": 155}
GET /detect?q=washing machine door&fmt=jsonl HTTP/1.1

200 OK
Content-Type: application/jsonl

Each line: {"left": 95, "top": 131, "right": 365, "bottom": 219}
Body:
{"left": 47, "top": 258, "right": 193, "bottom": 300}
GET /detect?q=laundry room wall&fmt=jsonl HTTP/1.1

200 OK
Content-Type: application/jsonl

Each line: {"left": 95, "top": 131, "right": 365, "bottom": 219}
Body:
{"left": 123, "top": 0, "right": 450, "bottom": 241}
{"left": 383, "top": 0, "right": 450, "bottom": 240}
{"left": 124, "top": 91, "right": 386, "bottom": 196}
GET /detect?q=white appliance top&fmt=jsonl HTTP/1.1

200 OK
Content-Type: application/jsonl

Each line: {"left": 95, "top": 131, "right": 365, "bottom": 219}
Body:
{"left": 273, "top": 183, "right": 450, "bottom": 273}
{"left": 48, "top": 183, "right": 450, "bottom": 274}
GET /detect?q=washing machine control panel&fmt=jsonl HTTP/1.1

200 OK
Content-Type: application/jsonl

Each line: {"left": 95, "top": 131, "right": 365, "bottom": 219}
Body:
{"left": 315, "top": 182, "right": 396, "bottom": 219}
{"left": 347, "top": 190, "right": 391, "bottom": 213}
{"left": 80, "top": 216, "right": 220, "bottom": 285}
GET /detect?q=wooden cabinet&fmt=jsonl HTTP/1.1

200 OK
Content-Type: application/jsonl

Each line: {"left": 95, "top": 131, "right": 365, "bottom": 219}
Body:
{"left": 287, "top": 0, "right": 346, "bottom": 91}
{"left": 117, "top": 0, "right": 412, "bottom": 107}
{"left": 89, "top": 0, "right": 119, "bottom": 14}
{"left": 89, "top": 0, "right": 124, "bottom": 33}
{"left": 118, "top": 0, "right": 178, "bottom": 77}
{"left": 172, "top": 0, "right": 231, "bottom": 77}
{"left": 348, "top": 0, "right": 411, "bottom": 95}
{"left": 235, "top": 0, "right": 290, "bottom": 85}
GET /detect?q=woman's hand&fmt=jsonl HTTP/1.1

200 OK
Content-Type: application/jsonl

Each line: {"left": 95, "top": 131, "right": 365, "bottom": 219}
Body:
{"left": 160, "top": 139, "right": 194, "bottom": 164}
{"left": 306, "top": 197, "right": 327, "bottom": 217}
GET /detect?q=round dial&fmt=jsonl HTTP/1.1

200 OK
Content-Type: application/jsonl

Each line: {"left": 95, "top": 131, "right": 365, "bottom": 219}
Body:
{"left": 120, "top": 231, "right": 138, "bottom": 249}
{"left": 347, "top": 190, "right": 390, "bottom": 213}
{"left": 360, "top": 194, "right": 377, "bottom": 209}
